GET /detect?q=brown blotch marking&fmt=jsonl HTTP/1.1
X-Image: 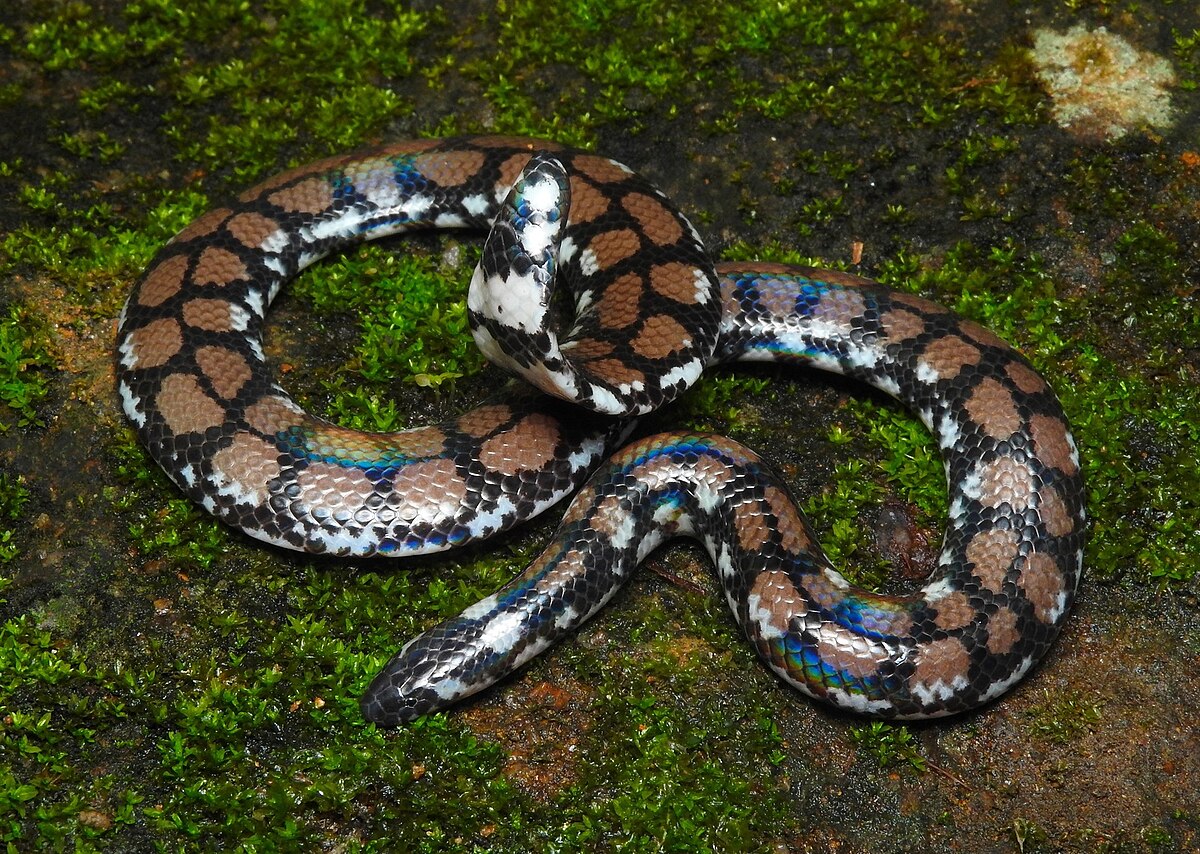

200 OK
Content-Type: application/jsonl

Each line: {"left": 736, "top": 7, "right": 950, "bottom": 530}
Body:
{"left": 986, "top": 606, "right": 1021, "bottom": 655}
{"left": 1037, "top": 485, "right": 1075, "bottom": 537}
{"left": 137, "top": 254, "right": 189, "bottom": 307}
{"left": 571, "top": 154, "right": 633, "bottom": 185}
{"left": 413, "top": 149, "right": 487, "bottom": 186}
{"left": 243, "top": 395, "right": 303, "bottom": 435}
{"left": 126, "top": 317, "right": 183, "bottom": 369}
{"left": 763, "top": 486, "right": 813, "bottom": 554}
{"left": 567, "top": 176, "right": 610, "bottom": 222}
{"left": 649, "top": 262, "right": 703, "bottom": 304}
{"left": 632, "top": 314, "right": 689, "bottom": 361}
{"left": 919, "top": 335, "right": 981, "bottom": 381}
{"left": 734, "top": 499, "right": 772, "bottom": 552}
{"left": 1029, "top": 414, "right": 1077, "bottom": 475}
{"left": 241, "top": 154, "right": 353, "bottom": 199}
{"left": 974, "top": 456, "right": 1034, "bottom": 512}
{"left": 587, "top": 228, "right": 640, "bottom": 270}
{"left": 595, "top": 272, "right": 644, "bottom": 330}
{"left": 812, "top": 286, "right": 867, "bottom": 325}
{"left": 562, "top": 336, "right": 614, "bottom": 360}
{"left": 583, "top": 358, "right": 645, "bottom": 387}
{"left": 457, "top": 404, "right": 513, "bottom": 439}
{"left": 225, "top": 212, "right": 281, "bottom": 249}
{"left": 182, "top": 298, "right": 236, "bottom": 332}
{"left": 478, "top": 414, "right": 561, "bottom": 476}
{"left": 749, "top": 569, "right": 805, "bottom": 637}
{"left": 797, "top": 570, "right": 845, "bottom": 611}
{"left": 911, "top": 637, "right": 971, "bottom": 689}
{"left": 295, "top": 460, "right": 378, "bottom": 520}
{"left": 965, "top": 377, "right": 1021, "bottom": 440}
{"left": 1005, "top": 360, "right": 1047, "bottom": 394}
{"left": 929, "top": 590, "right": 976, "bottom": 631}
{"left": 758, "top": 277, "right": 800, "bottom": 318}
{"left": 267, "top": 176, "right": 335, "bottom": 215}
{"left": 173, "top": 207, "right": 232, "bottom": 243}
{"left": 193, "top": 247, "right": 248, "bottom": 287}
{"left": 719, "top": 275, "right": 742, "bottom": 317}
{"left": 390, "top": 426, "right": 449, "bottom": 459}
{"left": 965, "top": 527, "right": 1020, "bottom": 592}
{"left": 586, "top": 493, "right": 628, "bottom": 540}
{"left": 814, "top": 633, "right": 884, "bottom": 681}
{"left": 156, "top": 373, "right": 226, "bottom": 436}
{"left": 390, "top": 458, "right": 468, "bottom": 520}
{"left": 882, "top": 308, "right": 926, "bottom": 342}
{"left": 959, "top": 319, "right": 1010, "bottom": 350}
{"left": 497, "top": 153, "right": 533, "bottom": 193}
{"left": 537, "top": 546, "right": 590, "bottom": 594}
{"left": 559, "top": 485, "right": 599, "bottom": 529}
{"left": 195, "top": 345, "right": 252, "bottom": 400}
{"left": 1019, "top": 552, "right": 1066, "bottom": 623}
{"left": 621, "top": 192, "right": 683, "bottom": 246}
{"left": 309, "top": 424, "right": 446, "bottom": 461}
{"left": 210, "top": 433, "right": 282, "bottom": 505}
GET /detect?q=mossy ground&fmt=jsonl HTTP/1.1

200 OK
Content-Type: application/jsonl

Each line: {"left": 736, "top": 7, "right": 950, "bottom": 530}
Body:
{"left": 1, "top": 0, "right": 1198, "bottom": 851}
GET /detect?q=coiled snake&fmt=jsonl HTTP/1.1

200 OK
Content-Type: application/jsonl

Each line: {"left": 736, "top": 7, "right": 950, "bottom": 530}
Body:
{"left": 116, "top": 137, "right": 1086, "bottom": 725}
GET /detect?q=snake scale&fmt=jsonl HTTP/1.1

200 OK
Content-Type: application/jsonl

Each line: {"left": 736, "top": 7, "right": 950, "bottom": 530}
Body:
{"left": 116, "top": 136, "right": 1086, "bottom": 725}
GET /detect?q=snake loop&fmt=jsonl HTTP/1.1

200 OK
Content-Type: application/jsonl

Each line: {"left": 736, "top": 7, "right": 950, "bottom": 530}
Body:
{"left": 116, "top": 137, "right": 1086, "bottom": 724}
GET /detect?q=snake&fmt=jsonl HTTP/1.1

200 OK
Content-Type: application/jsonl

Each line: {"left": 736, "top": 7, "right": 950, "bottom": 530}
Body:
{"left": 116, "top": 136, "right": 1087, "bottom": 725}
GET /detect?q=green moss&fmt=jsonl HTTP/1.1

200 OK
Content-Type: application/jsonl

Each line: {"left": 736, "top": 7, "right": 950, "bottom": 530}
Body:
{"left": 849, "top": 720, "right": 927, "bottom": 773}
{"left": 1024, "top": 691, "right": 1103, "bottom": 743}
{"left": 287, "top": 242, "right": 486, "bottom": 432}
{"left": 0, "top": 305, "right": 52, "bottom": 429}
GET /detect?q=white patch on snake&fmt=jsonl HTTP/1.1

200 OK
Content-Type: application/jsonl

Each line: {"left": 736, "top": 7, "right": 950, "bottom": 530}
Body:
{"left": 242, "top": 288, "right": 267, "bottom": 321}
{"left": 468, "top": 267, "right": 549, "bottom": 335}
{"left": 680, "top": 213, "right": 704, "bottom": 246}
{"left": 176, "top": 464, "right": 197, "bottom": 488}
{"left": 577, "top": 247, "right": 599, "bottom": 277}
{"left": 227, "top": 302, "right": 251, "bottom": 332}
{"left": 915, "top": 362, "right": 942, "bottom": 385}
{"left": 609, "top": 512, "right": 637, "bottom": 554}
{"left": 936, "top": 413, "right": 961, "bottom": 450}
{"left": 260, "top": 229, "right": 290, "bottom": 256}
{"left": 911, "top": 675, "right": 969, "bottom": 706}
{"left": 584, "top": 383, "right": 621, "bottom": 415}
{"left": 401, "top": 194, "right": 433, "bottom": 220}
{"left": 434, "top": 212, "right": 467, "bottom": 228}
{"left": 117, "top": 382, "right": 146, "bottom": 427}
{"left": 874, "top": 375, "right": 901, "bottom": 398}
{"left": 920, "top": 575, "right": 956, "bottom": 601}
{"left": 116, "top": 337, "right": 139, "bottom": 372}
{"left": 263, "top": 255, "right": 287, "bottom": 279}
{"left": 694, "top": 478, "right": 722, "bottom": 515}
{"left": 977, "top": 658, "right": 1032, "bottom": 704}
{"left": 307, "top": 209, "right": 369, "bottom": 242}
{"left": 521, "top": 174, "right": 562, "bottom": 215}
{"left": 826, "top": 687, "right": 896, "bottom": 716}
{"left": 558, "top": 235, "right": 579, "bottom": 264}
{"left": 657, "top": 360, "right": 704, "bottom": 397}
{"left": 1041, "top": 589, "right": 1070, "bottom": 624}
{"left": 462, "top": 193, "right": 491, "bottom": 217}
{"left": 466, "top": 496, "right": 520, "bottom": 539}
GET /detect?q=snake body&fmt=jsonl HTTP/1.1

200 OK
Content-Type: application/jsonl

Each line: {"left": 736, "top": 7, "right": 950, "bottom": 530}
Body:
{"left": 116, "top": 137, "right": 1086, "bottom": 724}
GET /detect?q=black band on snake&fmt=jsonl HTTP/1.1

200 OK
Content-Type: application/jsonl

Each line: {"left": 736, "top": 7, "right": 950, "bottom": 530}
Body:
{"left": 116, "top": 137, "right": 1086, "bottom": 725}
